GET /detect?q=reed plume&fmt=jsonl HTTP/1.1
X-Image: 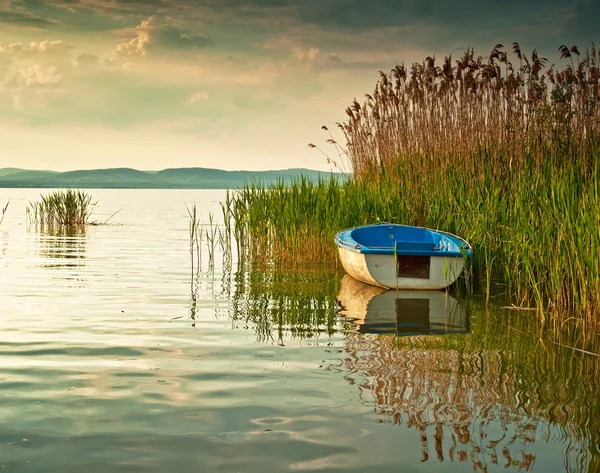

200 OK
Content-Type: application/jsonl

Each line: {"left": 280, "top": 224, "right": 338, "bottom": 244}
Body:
{"left": 339, "top": 43, "right": 599, "bottom": 178}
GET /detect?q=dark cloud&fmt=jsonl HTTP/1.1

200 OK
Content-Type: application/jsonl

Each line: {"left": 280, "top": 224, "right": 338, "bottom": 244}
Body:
{"left": 563, "top": 0, "right": 599, "bottom": 44}
{"left": 33, "top": 0, "right": 592, "bottom": 32}
{"left": 0, "top": 11, "right": 56, "bottom": 28}
{"left": 279, "top": 0, "right": 596, "bottom": 53}
{"left": 6, "top": 0, "right": 598, "bottom": 45}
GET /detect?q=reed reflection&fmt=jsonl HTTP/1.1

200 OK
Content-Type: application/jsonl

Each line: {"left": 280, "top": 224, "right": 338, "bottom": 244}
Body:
{"left": 336, "top": 275, "right": 469, "bottom": 336}
{"left": 336, "top": 303, "right": 600, "bottom": 473}
{"left": 225, "top": 261, "right": 339, "bottom": 344}
{"left": 31, "top": 225, "right": 87, "bottom": 278}
{"left": 207, "top": 254, "right": 599, "bottom": 471}
{"left": 1, "top": 231, "right": 7, "bottom": 257}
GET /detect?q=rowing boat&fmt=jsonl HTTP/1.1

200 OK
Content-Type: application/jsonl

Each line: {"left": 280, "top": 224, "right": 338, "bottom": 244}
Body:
{"left": 334, "top": 223, "right": 471, "bottom": 290}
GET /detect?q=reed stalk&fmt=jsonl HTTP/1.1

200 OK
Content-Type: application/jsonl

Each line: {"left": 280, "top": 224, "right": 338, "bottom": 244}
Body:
{"left": 0, "top": 201, "right": 8, "bottom": 226}
{"left": 186, "top": 203, "right": 202, "bottom": 277}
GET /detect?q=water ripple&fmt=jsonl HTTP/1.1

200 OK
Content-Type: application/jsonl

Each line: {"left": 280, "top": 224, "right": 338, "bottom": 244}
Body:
{"left": 0, "top": 189, "right": 598, "bottom": 472}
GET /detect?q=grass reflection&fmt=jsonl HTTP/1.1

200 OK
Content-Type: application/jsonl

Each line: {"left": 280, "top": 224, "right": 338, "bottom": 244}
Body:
{"left": 0, "top": 201, "right": 8, "bottom": 226}
{"left": 206, "top": 258, "right": 600, "bottom": 471}
{"left": 339, "top": 302, "right": 600, "bottom": 472}
{"left": 31, "top": 225, "right": 87, "bottom": 275}
{"left": 226, "top": 261, "right": 340, "bottom": 344}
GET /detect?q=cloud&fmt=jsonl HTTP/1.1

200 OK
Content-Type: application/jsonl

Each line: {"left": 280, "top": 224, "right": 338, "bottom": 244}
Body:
{"left": 189, "top": 90, "right": 209, "bottom": 104}
{"left": 74, "top": 52, "right": 100, "bottom": 66}
{"left": 223, "top": 55, "right": 250, "bottom": 67}
{"left": 9, "top": 64, "right": 63, "bottom": 88}
{"left": 289, "top": 47, "right": 342, "bottom": 73}
{"left": 0, "top": 40, "right": 72, "bottom": 63}
{"left": 260, "top": 36, "right": 344, "bottom": 80}
{"left": 0, "top": 38, "right": 77, "bottom": 110}
{"left": 2, "top": 64, "right": 65, "bottom": 109}
{"left": 0, "top": 11, "right": 56, "bottom": 29}
{"left": 114, "top": 16, "right": 214, "bottom": 59}
{"left": 0, "top": 0, "right": 594, "bottom": 136}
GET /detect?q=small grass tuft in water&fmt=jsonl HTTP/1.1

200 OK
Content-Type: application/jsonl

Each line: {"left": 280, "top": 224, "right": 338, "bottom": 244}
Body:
{"left": 27, "top": 190, "right": 96, "bottom": 226}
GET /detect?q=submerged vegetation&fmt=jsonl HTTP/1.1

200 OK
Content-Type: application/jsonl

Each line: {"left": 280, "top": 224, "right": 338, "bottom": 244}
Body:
{"left": 224, "top": 43, "right": 600, "bottom": 323}
{"left": 27, "top": 189, "right": 96, "bottom": 227}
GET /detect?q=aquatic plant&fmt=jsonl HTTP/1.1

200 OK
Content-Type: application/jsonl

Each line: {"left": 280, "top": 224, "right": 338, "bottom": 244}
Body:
{"left": 0, "top": 201, "right": 8, "bottom": 226}
{"left": 186, "top": 202, "right": 202, "bottom": 275}
{"left": 186, "top": 203, "right": 233, "bottom": 274}
{"left": 27, "top": 190, "right": 96, "bottom": 226}
{"left": 223, "top": 43, "right": 600, "bottom": 323}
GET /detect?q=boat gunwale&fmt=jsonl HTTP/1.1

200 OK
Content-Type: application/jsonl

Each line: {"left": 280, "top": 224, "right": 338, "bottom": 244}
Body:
{"left": 334, "top": 223, "right": 472, "bottom": 257}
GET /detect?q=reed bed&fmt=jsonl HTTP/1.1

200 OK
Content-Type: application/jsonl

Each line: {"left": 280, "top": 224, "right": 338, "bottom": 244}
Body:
{"left": 225, "top": 43, "right": 600, "bottom": 324}
{"left": 27, "top": 190, "right": 96, "bottom": 226}
{"left": 337, "top": 43, "right": 599, "bottom": 178}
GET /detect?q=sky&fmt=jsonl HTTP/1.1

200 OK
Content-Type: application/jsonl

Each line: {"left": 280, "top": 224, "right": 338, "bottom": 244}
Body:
{"left": 0, "top": 0, "right": 597, "bottom": 171}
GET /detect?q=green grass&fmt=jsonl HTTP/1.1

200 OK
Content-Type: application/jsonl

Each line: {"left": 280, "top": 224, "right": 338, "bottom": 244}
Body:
{"left": 225, "top": 147, "right": 599, "bottom": 321}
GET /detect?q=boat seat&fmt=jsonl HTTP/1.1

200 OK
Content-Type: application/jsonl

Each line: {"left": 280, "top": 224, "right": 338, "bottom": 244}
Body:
{"left": 394, "top": 241, "right": 437, "bottom": 255}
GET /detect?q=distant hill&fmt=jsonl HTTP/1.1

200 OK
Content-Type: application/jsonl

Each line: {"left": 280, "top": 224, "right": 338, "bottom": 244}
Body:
{"left": 0, "top": 167, "right": 348, "bottom": 189}
{"left": 0, "top": 168, "right": 59, "bottom": 178}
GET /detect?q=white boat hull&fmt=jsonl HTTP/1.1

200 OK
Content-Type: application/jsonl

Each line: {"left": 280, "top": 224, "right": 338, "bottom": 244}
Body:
{"left": 338, "top": 246, "right": 466, "bottom": 290}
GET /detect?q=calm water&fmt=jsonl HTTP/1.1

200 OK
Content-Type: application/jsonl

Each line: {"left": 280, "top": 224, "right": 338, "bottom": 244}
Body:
{"left": 0, "top": 189, "right": 598, "bottom": 473}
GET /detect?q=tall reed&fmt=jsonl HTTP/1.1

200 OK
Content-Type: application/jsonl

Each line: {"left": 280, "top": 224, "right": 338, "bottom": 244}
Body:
{"left": 336, "top": 43, "right": 599, "bottom": 177}
{"left": 27, "top": 190, "right": 96, "bottom": 226}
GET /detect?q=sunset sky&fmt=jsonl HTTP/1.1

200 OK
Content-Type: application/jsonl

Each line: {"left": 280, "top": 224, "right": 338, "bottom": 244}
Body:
{"left": 0, "top": 0, "right": 597, "bottom": 171}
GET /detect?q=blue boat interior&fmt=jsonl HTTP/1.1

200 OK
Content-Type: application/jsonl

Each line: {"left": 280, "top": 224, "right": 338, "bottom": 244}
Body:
{"left": 336, "top": 224, "right": 471, "bottom": 257}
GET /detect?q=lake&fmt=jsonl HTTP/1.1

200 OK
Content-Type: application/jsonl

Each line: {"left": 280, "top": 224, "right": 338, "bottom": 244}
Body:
{"left": 0, "top": 189, "right": 598, "bottom": 473}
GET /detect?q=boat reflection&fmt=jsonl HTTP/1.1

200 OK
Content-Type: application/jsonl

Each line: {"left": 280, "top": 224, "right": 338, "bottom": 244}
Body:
{"left": 336, "top": 275, "right": 469, "bottom": 335}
